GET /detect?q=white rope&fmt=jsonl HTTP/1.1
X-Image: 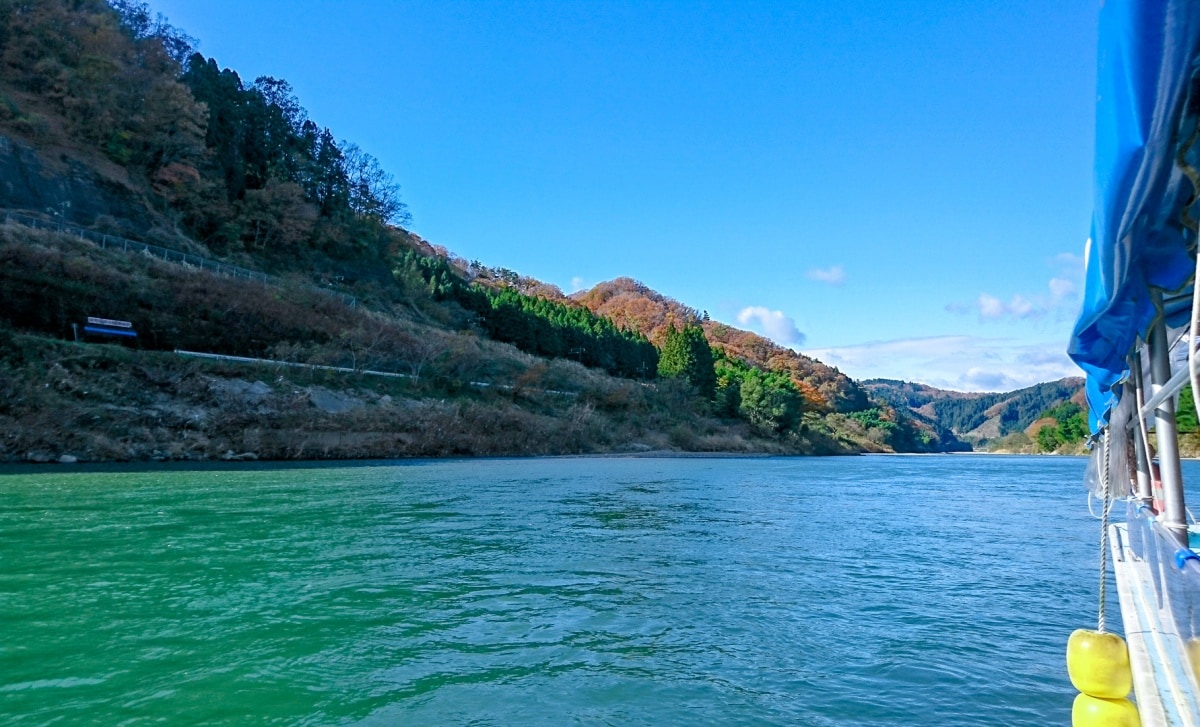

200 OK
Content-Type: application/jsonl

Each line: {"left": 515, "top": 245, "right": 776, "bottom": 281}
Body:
{"left": 1099, "top": 431, "right": 1112, "bottom": 634}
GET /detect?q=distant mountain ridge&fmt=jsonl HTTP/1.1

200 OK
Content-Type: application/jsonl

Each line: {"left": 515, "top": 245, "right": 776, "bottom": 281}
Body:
{"left": 862, "top": 377, "right": 1086, "bottom": 445}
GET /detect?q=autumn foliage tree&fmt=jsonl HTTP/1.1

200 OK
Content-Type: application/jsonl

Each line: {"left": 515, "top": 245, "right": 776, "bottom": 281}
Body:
{"left": 0, "top": 0, "right": 413, "bottom": 262}
{"left": 574, "top": 279, "right": 870, "bottom": 414}
{"left": 178, "top": 57, "right": 408, "bottom": 256}
{"left": 0, "top": 0, "right": 207, "bottom": 177}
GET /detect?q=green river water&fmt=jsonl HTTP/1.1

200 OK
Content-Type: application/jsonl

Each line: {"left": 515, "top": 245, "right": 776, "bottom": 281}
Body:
{"left": 1, "top": 455, "right": 1122, "bottom": 725}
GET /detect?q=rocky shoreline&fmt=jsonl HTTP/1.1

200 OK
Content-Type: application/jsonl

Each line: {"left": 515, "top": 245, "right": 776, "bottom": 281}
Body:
{"left": 2, "top": 334, "right": 854, "bottom": 465}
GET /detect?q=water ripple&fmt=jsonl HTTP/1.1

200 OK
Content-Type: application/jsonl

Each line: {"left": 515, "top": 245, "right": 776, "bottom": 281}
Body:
{"left": 0, "top": 455, "right": 1167, "bottom": 725}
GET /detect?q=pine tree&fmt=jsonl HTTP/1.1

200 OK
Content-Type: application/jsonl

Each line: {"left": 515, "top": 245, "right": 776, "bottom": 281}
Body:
{"left": 657, "top": 324, "right": 716, "bottom": 399}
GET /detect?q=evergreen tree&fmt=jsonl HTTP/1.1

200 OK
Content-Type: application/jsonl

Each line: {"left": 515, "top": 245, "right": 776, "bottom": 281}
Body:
{"left": 1179, "top": 385, "right": 1199, "bottom": 434}
{"left": 1032, "top": 401, "right": 1089, "bottom": 451}
{"left": 390, "top": 250, "right": 657, "bottom": 379}
{"left": 739, "top": 369, "right": 803, "bottom": 431}
{"left": 657, "top": 324, "right": 716, "bottom": 399}
{"left": 1036, "top": 425, "right": 1065, "bottom": 452}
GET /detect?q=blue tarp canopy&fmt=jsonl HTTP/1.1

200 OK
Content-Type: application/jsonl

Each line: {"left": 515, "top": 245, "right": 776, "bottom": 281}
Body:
{"left": 1067, "top": 0, "right": 1200, "bottom": 432}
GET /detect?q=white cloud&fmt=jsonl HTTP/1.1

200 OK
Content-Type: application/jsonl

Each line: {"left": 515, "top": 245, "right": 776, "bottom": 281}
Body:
{"left": 948, "top": 249, "right": 1086, "bottom": 323}
{"left": 960, "top": 367, "right": 1020, "bottom": 392}
{"left": 1054, "top": 251, "right": 1085, "bottom": 272}
{"left": 955, "top": 280, "right": 1080, "bottom": 322}
{"left": 1008, "top": 294, "right": 1037, "bottom": 318}
{"left": 570, "top": 276, "right": 587, "bottom": 293}
{"left": 806, "top": 265, "right": 845, "bottom": 285}
{"left": 736, "top": 306, "right": 806, "bottom": 346}
{"left": 1049, "top": 277, "right": 1076, "bottom": 300}
{"left": 806, "top": 335, "right": 1080, "bottom": 392}
{"left": 971, "top": 291, "right": 1043, "bottom": 320}
{"left": 977, "top": 293, "right": 1007, "bottom": 320}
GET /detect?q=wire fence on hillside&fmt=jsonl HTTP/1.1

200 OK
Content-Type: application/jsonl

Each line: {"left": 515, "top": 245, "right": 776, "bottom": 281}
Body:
{"left": 2, "top": 210, "right": 356, "bottom": 307}
{"left": 1, "top": 209, "right": 589, "bottom": 398}
{"left": 174, "top": 349, "right": 577, "bottom": 396}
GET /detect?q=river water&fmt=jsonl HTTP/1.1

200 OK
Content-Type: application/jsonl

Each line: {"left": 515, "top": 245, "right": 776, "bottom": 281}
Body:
{"left": 0, "top": 455, "right": 1144, "bottom": 725}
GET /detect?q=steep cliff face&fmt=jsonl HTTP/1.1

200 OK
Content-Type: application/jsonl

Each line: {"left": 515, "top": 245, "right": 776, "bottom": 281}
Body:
{"left": 0, "top": 134, "right": 157, "bottom": 235}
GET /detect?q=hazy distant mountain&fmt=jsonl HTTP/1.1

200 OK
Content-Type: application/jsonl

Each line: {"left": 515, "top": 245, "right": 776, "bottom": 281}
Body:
{"left": 862, "top": 377, "right": 1086, "bottom": 445}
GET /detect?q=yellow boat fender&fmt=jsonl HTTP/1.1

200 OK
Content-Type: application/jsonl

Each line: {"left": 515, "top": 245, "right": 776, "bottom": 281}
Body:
{"left": 1187, "top": 638, "right": 1200, "bottom": 686}
{"left": 1070, "top": 435, "right": 1139, "bottom": 725}
{"left": 1067, "top": 629, "right": 1133, "bottom": 699}
{"left": 1072, "top": 693, "right": 1141, "bottom": 727}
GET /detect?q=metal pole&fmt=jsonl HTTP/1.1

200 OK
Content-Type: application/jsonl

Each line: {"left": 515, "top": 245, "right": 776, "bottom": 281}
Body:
{"left": 1149, "top": 290, "right": 1189, "bottom": 546}
{"left": 1131, "top": 358, "right": 1154, "bottom": 502}
{"left": 1133, "top": 418, "right": 1154, "bottom": 502}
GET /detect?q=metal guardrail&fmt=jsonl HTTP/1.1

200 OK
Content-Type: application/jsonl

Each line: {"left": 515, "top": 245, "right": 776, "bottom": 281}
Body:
{"left": 2, "top": 210, "right": 356, "bottom": 307}
{"left": 175, "top": 349, "right": 413, "bottom": 379}
{"left": 174, "top": 349, "right": 577, "bottom": 396}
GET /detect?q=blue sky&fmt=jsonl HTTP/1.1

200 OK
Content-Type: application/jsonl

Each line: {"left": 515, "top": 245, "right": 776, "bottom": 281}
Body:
{"left": 150, "top": 0, "right": 1097, "bottom": 391}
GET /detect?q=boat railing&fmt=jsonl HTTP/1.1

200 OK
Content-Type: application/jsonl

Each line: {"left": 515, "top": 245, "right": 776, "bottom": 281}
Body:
{"left": 1125, "top": 501, "right": 1200, "bottom": 669}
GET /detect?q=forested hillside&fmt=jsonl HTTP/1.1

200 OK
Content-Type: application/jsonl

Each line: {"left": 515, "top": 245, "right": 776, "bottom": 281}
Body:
{"left": 575, "top": 278, "right": 869, "bottom": 413}
{"left": 861, "top": 379, "right": 978, "bottom": 410}
{"left": 0, "top": 0, "right": 970, "bottom": 460}
{"left": 928, "top": 379, "right": 1084, "bottom": 437}
{"left": 572, "top": 279, "right": 965, "bottom": 451}
{"left": 863, "top": 377, "right": 1087, "bottom": 451}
